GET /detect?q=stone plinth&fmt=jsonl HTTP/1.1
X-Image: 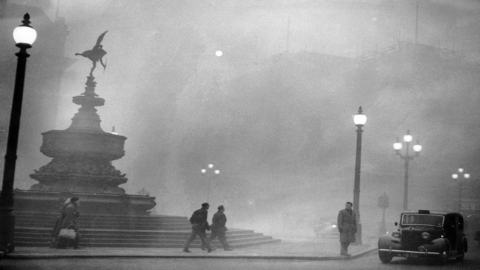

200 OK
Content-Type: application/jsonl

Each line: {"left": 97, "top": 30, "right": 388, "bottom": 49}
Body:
{"left": 14, "top": 190, "right": 156, "bottom": 216}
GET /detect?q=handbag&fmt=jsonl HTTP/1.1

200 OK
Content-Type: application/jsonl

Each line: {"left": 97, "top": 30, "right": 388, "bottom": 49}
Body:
{"left": 58, "top": 228, "right": 76, "bottom": 239}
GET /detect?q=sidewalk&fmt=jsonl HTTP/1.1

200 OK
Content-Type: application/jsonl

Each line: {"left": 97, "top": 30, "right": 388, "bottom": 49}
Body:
{"left": 5, "top": 238, "right": 377, "bottom": 261}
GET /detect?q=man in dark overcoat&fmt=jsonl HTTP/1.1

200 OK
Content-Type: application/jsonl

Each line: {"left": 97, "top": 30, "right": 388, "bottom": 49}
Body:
{"left": 183, "top": 203, "right": 216, "bottom": 252}
{"left": 337, "top": 201, "right": 357, "bottom": 256}
{"left": 205, "top": 205, "right": 233, "bottom": 251}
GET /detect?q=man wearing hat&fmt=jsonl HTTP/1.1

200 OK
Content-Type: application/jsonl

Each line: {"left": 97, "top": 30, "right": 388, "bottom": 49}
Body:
{"left": 183, "top": 203, "right": 216, "bottom": 252}
{"left": 208, "top": 205, "right": 233, "bottom": 251}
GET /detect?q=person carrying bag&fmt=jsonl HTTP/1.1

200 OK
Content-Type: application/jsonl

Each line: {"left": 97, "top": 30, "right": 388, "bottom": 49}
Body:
{"left": 53, "top": 197, "right": 82, "bottom": 249}
{"left": 58, "top": 227, "right": 77, "bottom": 239}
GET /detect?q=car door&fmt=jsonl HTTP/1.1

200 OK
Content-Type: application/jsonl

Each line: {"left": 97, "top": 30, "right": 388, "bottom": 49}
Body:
{"left": 455, "top": 215, "right": 464, "bottom": 252}
{"left": 444, "top": 215, "right": 456, "bottom": 250}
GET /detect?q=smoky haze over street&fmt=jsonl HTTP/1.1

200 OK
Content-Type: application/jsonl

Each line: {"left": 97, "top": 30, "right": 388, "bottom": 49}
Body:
{"left": 2, "top": 0, "right": 480, "bottom": 239}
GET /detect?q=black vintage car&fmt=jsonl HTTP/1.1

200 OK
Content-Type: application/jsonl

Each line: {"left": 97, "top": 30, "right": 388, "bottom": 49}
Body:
{"left": 378, "top": 210, "right": 468, "bottom": 264}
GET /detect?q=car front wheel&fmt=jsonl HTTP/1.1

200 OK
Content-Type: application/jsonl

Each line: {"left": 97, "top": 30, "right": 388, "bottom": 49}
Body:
{"left": 379, "top": 252, "right": 393, "bottom": 263}
{"left": 438, "top": 246, "right": 451, "bottom": 265}
{"left": 456, "top": 243, "right": 467, "bottom": 262}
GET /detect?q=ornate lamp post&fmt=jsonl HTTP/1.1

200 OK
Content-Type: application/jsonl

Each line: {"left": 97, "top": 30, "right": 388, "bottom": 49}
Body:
{"left": 201, "top": 164, "right": 220, "bottom": 202}
{"left": 353, "top": 106, "right": 366, "bottom": 245}
{"left": 393, "top": 130, "right": 422, "bottom": 211}
{"left": 0, "top": 14, "right": 37, "bottom": 254}
{"left": 452, "top": 168, "right": 470, "bottom": 212}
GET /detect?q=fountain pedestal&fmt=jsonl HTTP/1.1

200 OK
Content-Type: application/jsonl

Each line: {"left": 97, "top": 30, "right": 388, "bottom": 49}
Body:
{"left": 15, "top": 75, "right": 156, "bottom": 215}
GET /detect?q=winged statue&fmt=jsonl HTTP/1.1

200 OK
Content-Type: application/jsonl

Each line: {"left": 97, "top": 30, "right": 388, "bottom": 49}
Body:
{"left": 75, "top": 31, "right": 108, "bottom": 75}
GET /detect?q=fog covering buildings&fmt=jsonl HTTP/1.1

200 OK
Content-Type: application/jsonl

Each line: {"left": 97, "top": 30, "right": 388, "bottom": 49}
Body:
{"left": 1, "top": 0, "right": 480, "bottom": 238}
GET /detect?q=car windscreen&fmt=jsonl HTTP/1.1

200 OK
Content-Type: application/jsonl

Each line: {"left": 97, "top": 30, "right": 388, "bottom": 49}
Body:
{"left": 401, "top": 214, "right": 444, "bottom": 226}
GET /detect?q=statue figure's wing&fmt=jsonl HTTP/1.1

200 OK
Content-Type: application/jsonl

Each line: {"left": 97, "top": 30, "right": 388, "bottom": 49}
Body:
{"left": 93, "top": 30, "right": 108, "bottom": 48}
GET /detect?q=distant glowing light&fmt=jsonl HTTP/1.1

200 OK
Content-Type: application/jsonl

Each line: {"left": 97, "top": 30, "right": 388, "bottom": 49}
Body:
{"left": 215, "top": 50, "right": 223, "bottom": 57}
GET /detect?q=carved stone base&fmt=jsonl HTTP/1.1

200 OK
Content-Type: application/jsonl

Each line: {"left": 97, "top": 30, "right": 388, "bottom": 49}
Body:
{"left": 30, "top": 129, "right": 129, "bottom": 194}
{"left": 30, "top": 157, "right": 128, "bottom": 194}
{"left": 29, "top": 174, "right": 127, "bottom": 194}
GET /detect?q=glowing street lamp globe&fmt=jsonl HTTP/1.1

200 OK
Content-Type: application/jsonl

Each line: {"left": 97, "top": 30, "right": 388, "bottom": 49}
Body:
{"left": 403, "top": 131, "right": 413, "bottom": 143}
{"left": 13, "top": 14, "right": 37, "bottom": 45}
{"left": 413, "top": 140, "right": 422, "bottom": 153}
{"left": 393, "top": 137, "right": 402, "bottom": 151}
{"left": 353, "top": 106, "right": 367, "bottom": 126}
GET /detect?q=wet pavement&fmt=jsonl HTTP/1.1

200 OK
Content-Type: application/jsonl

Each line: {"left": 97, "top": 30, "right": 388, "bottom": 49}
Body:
{"left": 4, "top": 238, "right": 377, "bottom": 261}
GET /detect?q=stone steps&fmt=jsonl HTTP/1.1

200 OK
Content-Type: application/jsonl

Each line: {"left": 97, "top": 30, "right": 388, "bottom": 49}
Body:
{"left": 13, "top": 211, "right": 281, "bottom": 248}
{"left": 16, "top": 234, "right": 273, "bottom": 245}
{"left": 16, "top": 222, "right": 192, "bottom": 230}
{"left": 15, "top": 239, "right": 282, "bottom": 248}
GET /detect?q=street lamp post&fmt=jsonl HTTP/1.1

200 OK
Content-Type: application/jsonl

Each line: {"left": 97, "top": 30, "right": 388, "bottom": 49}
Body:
{"left": 353, "top": 106, "right": 366, "bottom": 245}
{"left": 452, "top": 168, "right": 470, "bottom": 212}
{"left": 201, "top": 164, "right": 220, "bottom": 202}
{"left": 393, "top": 130, "right": 422, "bottom": 211}
{"left": 0, "top": 13, "right": 37, "bottom": 255}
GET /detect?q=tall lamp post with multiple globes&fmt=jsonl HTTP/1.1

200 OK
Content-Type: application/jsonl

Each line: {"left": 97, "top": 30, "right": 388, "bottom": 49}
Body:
{"left": 201, "top": 164, "right": 220, "bottom": 202}
{"left": 0, "top": 13, "right": 37, "bottom": 254}
{"left": 393, "top": 130, "right": 422, "bottom": 211}
{"left": 452, "top": 168, "right": 470, "bottom": 212}
{"left": 353, "top": 106, "right": 366, "bottom": 245}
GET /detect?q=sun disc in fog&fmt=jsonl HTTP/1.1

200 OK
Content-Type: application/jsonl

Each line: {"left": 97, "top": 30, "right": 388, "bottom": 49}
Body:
{"left": 215, "top": 50, "right": 223, "bottom": 57}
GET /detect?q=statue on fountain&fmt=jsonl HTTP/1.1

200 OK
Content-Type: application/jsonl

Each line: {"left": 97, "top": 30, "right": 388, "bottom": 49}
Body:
{"left": 75, "top": 30, "right": 108, "bottom": 75}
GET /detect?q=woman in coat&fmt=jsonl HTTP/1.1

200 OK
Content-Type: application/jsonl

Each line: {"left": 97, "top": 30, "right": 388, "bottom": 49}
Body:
{"left": 56, "top": 197, "right": 81, "bottom": 249}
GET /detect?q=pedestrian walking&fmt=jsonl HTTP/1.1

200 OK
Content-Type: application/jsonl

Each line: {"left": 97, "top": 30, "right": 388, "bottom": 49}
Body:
{"left": 183, "top": 202, "right": 216, "bottom": 253}
{"left": 54, "top": 197, "right": 81, "bottom": 249}
{"left": 337, "top": 201, "right": 357, "bottom": 256}
{"left": 50, "top": 198, "right": 70, "bottom": 247}
{"left": 203, "top": 205, "right": 234, "bottom": 251}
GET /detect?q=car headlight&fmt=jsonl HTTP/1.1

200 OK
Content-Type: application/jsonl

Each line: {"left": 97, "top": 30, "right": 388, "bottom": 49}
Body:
{"left": 422, "top": 232, "right": 430, "bottom": 240}
{"left": 392, "top": 231, "right": 401, "bottom": 238}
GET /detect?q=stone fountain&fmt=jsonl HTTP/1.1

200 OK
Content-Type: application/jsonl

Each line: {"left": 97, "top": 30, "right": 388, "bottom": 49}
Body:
{"left": 14, "top": 32, "right": 156, "bottom": 215}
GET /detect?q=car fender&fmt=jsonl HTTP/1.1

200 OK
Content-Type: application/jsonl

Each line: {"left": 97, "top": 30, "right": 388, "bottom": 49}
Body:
{"left": 431, "top": 238, "right": 448, "bottom": 246}
{"left": 421, "top": 238, "right": 449, "bottom": 254}
{"left": 378, "top": 234, "right": 401, "bottom": 250}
